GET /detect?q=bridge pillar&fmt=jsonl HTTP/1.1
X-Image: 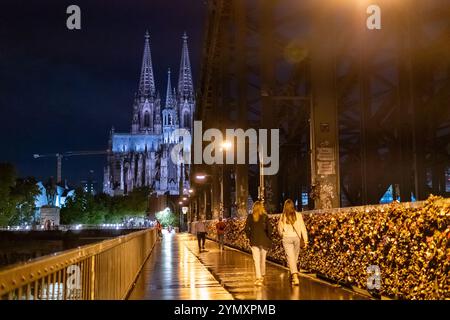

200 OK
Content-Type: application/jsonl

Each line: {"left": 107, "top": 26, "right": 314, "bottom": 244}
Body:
{"left": 211, "top": 165, "right": 221, "bottom": 219}
{"left": 233, "top": 0, "right": 249, "bottom": 217}
{"left": 221, "top": 165, "right": 233, "bottom": 218}
{"left": 235, "top": 164, "right": 249, "bottom": 217}
{"left": 260, "top": 0, "right": 280, "bottom": 213}
{"left": 309, "top": 2, "right": 340, "bottom": 209}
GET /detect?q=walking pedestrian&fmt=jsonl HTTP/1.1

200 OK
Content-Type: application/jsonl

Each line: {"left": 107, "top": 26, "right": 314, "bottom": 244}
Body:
{"left": 196, "top": 216, "right": 207, "bottom": 251}
{"left": 216, "top": 217, "right": 226, "bottom": 250}
{"left": 277, "top": 199, "right": 308, "bottom": 286}
{"left": 244, "top": 201, "right": 272, "bottom": 286}
{"left": 156, "top": 220, "right": 163, "bottom": 240}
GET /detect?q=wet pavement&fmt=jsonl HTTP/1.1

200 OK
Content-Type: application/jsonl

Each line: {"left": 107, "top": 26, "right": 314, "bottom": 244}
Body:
{"left": 129, "top": 233, "right": 368, "bottom": 300}
{"left": 128, "top": 232, "right": 233, "bottom": 300}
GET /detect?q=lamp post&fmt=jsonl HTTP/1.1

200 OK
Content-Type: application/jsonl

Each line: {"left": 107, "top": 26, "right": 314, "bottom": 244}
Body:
{"left": 178, "top": 201, "right": 183, "bottom": 232}
{"left": 220, "top": 141, "right": 233, "bottom": 218}
{"left": 181, "top": 206, "right": 188, "bottom": 232}
{"left": 258, "top": 144, "right": 265, "bottom": 203}
{"left": 195, "top": 174, "right": 213, "bottom": 220}
{"left": 187, "top": 188, "right": 194, "bottom": 228}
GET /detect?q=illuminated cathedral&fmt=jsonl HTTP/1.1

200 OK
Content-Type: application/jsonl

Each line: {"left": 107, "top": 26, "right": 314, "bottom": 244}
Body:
{"left": 103, "top": 31, "right": 194, "bottom": 196}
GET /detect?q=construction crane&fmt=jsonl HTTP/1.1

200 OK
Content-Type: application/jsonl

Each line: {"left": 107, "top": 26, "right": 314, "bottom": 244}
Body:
{"left": 33, "top": 150, "right": 109, "bottom": 184}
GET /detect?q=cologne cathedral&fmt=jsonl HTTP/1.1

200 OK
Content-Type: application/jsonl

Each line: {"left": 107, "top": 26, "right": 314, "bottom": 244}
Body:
{"left": 103, "top": 31, "right": 195, "bottom": 196}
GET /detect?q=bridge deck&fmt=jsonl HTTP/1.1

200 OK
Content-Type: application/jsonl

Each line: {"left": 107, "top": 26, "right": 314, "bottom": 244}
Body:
{"left": 128, "top": 233, "right": 367, "bottom": 300}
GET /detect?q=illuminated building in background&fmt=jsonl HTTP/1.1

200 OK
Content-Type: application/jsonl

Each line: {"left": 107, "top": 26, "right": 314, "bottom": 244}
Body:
{"left": 81, "top": 170, "right": 98, "bottom": 195}
{"left": 103, "top": 31, "right": 195, "bottom": 196}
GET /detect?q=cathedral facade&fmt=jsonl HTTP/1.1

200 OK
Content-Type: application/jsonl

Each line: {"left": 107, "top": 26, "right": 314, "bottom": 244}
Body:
{"left": 103, "top": 31, "right": 194, "bottom": 196}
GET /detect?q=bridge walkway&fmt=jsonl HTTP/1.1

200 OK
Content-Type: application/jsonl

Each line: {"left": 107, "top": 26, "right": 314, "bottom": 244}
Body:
{"left": 128, "top": 233, "right": 367, "bottom": 300}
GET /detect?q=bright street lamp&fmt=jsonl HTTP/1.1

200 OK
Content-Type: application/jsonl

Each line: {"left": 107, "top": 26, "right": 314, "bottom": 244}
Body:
{"left": 195, "top": 174, "right": 206, "bottom": 180}
{"left": 220, "top": 140, "right": 232, "bottom": 151}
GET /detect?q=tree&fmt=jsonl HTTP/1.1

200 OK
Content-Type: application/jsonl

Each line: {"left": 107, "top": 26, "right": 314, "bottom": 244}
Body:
{"left": 61, "top": 188, "right": 84, "bottom": 224}
{"left": 10, "top": 177, "right": 40, "bottom": 225}
{"left": 155, "top": 208, "right": 177, "bottom": 228}
{"left": 61, "top": 186, "right": 151, "bottom": 225}
{"left": 61, "top": 187, "right": 94, "bottom": 224}
{"left": 105, "top": 186, "right": 151, "bottom": 222}
{"left": 125, "top": 186, "right": 151, "bottom": 213}
{"left": 0, "top": 163, "right": 16, "bottom": 226}
{"left": 0, "top": 164, "right": 40, "bottom": 226}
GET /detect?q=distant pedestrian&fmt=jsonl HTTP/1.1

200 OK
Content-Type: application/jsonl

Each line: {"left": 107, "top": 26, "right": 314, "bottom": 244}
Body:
{"left": 277, "top": 199, "right": 308, "bottom": 286}
{"left": 156, "top": 220, "right": 162, "bottom": 240}
{"left": 216, "top": 217, "right": 226, "bottom": 250}
{"left": 245, "top": 201, "right": 272, "bottom": 286}
{"left": 196, "top": 216, "right": 207, "bottom": 251}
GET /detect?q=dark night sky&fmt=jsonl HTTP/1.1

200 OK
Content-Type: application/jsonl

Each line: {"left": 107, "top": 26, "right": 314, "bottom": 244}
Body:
{"left": 0, "top": 0, "right": 206, "bottom": 190}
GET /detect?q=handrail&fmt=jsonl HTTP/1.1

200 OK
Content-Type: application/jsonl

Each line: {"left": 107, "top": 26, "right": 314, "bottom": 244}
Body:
{"left": 0, "top": 228, "right": 157, "bottom": 300}
{"left": 0, "top": 225, "right": 151, "bottom": 231}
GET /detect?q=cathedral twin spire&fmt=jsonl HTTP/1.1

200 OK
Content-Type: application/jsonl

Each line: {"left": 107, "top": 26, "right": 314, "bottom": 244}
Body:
{"left": 138, "top": 30, "right": 156, "bottom": 98}
{"left": 134, "top": 30, "right": 193, "bottom": 133}
{"left": 137, "top": 30, "right": 193, "bottom": 102}
{"left": 178, "top": 32, "right": 194, "bottom": 99}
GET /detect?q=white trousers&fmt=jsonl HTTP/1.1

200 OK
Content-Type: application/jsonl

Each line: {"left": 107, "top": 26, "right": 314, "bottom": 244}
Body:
{"left": 282, "top": 236, "right": 300, "bottom": 274}
{"left": 251, "top": 246, "right": 268, "bottom": 279}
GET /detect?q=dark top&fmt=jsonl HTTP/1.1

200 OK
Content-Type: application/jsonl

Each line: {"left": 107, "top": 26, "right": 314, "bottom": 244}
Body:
{"left": 216, "top": 221, "right": 226, "bottom": 235}
{"left": 244, "top": 214, "right": 272, "bottom": 249}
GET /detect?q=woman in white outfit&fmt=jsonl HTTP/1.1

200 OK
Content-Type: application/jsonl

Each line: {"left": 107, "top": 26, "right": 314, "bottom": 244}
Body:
{"left": 277, "top": 199, "right": 308, "bottom": 285}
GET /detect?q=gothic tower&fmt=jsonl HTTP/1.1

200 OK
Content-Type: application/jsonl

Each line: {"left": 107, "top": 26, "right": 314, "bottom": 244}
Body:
{"left": 162, "top": 68, "right": 178, "bottom": 143}
{"left": 177, "top": 32, "right": 195, "bottom": 131}
{"left": 131, "top": 31, "right": 162, "bottom": 134}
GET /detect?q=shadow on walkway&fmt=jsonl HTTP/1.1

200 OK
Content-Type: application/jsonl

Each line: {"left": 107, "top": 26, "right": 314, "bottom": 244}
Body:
{"left": 129, "top": 233, "right": 368, "bottom": 300}
{"left": 184, "top": 234, "right": 367, "bottom": 300}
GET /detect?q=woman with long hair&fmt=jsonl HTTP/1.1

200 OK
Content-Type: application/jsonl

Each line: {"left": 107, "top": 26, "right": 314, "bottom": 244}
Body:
{"left": 277, "top": 199, "right": 308, "bottom": 285}
{"left": 244, "top": 201, "right": 273, "bottom": 286}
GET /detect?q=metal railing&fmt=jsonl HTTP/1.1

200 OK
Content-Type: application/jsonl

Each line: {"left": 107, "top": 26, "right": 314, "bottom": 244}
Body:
{"left": 0, "top": 228, "right": 157, "bottom": 300}
{"left": 0, "top": 224, "right": 154, "bottom": 231}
